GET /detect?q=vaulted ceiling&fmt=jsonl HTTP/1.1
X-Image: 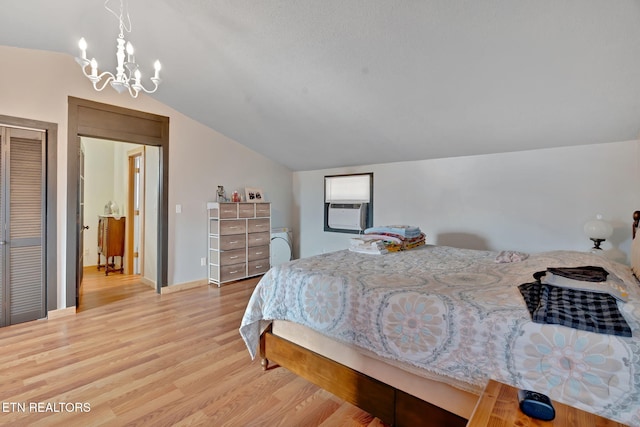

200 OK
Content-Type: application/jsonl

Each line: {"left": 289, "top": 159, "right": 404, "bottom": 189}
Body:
{"left": 2, "top": 1, "right": 640, "bottom": 171}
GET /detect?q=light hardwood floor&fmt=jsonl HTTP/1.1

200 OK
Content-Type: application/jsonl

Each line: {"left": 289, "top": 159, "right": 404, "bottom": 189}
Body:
{"left": 0, "top": 268, "right": 387, "bottom": 427}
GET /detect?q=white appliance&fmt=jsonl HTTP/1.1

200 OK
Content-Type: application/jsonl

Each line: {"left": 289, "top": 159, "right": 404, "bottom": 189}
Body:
{"left": 327, "top": 203, "right": 367, "bottom": 231}
{"left": 271, "top": 228, "right": 292, "bottom": 267}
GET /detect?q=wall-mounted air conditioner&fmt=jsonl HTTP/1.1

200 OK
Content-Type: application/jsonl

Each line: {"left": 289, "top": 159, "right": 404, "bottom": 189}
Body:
{"left": 328, "top": 203, "right": 367, "bottom": 231}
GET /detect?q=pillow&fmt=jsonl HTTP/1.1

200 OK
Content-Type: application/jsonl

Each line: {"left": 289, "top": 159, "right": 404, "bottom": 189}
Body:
{"left": 541, "top": 272, "right": 628, "bottom": 302}
{"left": 632, "top": 228, "right": 640, "bottom": 279}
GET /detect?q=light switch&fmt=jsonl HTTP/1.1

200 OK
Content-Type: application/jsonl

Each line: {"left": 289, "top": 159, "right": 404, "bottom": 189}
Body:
{"left": 176, "top": 204, "right": 182, "bottom": 213}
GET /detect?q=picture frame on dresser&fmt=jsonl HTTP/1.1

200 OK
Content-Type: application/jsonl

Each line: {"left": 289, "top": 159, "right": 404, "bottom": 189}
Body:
{"left": 245, "top": 187, "right": 264, "bottom": 202}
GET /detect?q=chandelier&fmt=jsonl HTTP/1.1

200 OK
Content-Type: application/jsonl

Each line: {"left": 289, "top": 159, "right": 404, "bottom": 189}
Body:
{"left": 75, "top": 0, "right": 161, "bottom": 98}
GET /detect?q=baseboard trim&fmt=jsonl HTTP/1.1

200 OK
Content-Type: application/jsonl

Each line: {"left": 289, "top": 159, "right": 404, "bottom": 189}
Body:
{"left": 160, "top": 279, "right": 208, "bottom": 294}
{"left": 140, "top": 277, "right": 157, "bottom": 289}
{"left": 47, "top": 306, "right": 77, "bottom": 319}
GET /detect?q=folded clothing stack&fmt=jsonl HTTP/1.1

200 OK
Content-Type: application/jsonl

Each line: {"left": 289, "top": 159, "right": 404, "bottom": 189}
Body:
{"left": 362, "top": 225, "right": 426, "bottom": 252}
{"left": 349, "top": 237, "right": 388, "bottom": 254}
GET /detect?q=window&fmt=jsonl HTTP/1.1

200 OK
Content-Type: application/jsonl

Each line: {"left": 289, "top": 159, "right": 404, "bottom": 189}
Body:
{"left": 324, "top": 172, "right": 373, "bottom": 234}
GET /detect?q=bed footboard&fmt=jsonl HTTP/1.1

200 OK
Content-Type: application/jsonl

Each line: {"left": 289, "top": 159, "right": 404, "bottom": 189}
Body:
{"left": 259, "top": 328, "right": 467, "bottom": 427}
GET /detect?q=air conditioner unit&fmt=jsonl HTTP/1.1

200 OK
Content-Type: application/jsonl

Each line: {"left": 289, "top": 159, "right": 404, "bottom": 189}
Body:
{"left": 328, "top": 203, "right": 367, "bottom": 231}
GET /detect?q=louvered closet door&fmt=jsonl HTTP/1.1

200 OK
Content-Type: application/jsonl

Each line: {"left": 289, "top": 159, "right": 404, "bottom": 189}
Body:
{"left": 0, "top": 127, "right": 46, "bottom": 326}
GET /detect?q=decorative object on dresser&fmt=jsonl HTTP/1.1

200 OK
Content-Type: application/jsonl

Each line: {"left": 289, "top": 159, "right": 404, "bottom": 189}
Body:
{"left": 207, "top": 202, "right": 271, "bottom": 286}
{"left": 97, "top": 215, "right": 126, "bottom": 275}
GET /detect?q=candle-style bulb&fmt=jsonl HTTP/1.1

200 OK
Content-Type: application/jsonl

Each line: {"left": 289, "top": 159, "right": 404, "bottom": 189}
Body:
{"left": 78, "top": 38, "right": 87, "bottom": 59}
{"left": 90, "top": 58, "right": 98, "bottom": 77}
{"left": 153, "top": 60, "right": 161, "bottom": 79}
{"left": 126, "top": 42, "right": 134, "bottom": 62}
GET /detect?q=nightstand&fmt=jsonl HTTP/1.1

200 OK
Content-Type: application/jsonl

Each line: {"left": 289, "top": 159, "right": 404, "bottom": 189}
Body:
{"left": 466, "top": 380, "right": 628, "bottom": 427}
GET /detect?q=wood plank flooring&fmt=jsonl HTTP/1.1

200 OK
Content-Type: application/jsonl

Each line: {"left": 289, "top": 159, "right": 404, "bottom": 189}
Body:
{"left": 0, "top": 269, "right": 386, "bottom": 426}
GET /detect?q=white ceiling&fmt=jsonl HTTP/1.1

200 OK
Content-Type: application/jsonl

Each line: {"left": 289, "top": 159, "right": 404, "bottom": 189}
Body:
{"left": 2, "top": 0, "right": 640, "bottom": 171}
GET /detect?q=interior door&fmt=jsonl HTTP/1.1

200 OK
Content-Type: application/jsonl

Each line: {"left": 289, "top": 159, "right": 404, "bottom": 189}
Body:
{"left": 127, "top": 148, "right": 145, "bottom": 275}
{"left": 0, "top": 126, "right": 46, "bottom": 326}
{"left": 76, "top": 140, "right": 85, "bottom": 306}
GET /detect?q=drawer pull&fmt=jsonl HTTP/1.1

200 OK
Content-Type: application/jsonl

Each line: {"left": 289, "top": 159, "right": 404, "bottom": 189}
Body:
{"left": 255, "top": 265, "right": 263, "bottom": 269}
{"left": 229, "top": 270, "right": 239, "bottom": 274}
{"left": 228, "top": 226, "right": 239, "bottom": 229}
{"left": 254, "top": 238, "right": 263, "bottom": 241}
{"left": 256, "top": 224, "right": 266, "bottom": 227}
{"left": 229, "top": 241, "right": 239, "bottom": 244}
{"left": 255, "top": 252, "right": 263, "bottom": 255}
{"left": 229, "top": 256, "right": 239, "bottom": 259}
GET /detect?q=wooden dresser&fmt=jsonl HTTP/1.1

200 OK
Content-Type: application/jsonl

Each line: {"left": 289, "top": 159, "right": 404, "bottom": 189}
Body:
{"left": 207, "top": 202, "right": 271, "bottom": 286}
{"left": 97, "top": 215, "right": 126, "bottom": 275}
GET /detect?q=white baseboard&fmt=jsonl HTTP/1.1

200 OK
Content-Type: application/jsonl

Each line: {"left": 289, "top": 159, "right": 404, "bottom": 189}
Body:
{"left": 160, "top": 279, "right": 208, "bottom": 294}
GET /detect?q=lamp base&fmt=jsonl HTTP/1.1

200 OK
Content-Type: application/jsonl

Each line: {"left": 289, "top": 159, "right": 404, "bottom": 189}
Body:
{"left": 590, "top": 238, "right": 605, "bottom": 250}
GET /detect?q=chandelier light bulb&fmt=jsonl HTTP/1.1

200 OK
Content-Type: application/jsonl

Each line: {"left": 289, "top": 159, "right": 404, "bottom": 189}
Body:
{"left": 78, "top": 38, "right": 87, "bottom": 59}
{"left": 90, "top": 58, "right": 98, "bottom": 77}
{"left": 126, "top": 41, "right": 135, "bottom": 63}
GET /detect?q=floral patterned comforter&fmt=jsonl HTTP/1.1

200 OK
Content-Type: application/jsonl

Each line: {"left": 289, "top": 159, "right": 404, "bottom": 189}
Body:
{"left": 239, "top": 246, "right": 640, "bottom": 426}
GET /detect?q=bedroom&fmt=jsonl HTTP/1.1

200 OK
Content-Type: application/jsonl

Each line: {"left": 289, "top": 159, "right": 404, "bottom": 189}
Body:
{"left": 1, "top": 1, "right": 640, "bottom": 425}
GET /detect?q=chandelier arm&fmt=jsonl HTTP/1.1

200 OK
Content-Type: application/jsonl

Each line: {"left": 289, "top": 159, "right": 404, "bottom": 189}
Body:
{"left": 126, "top": 85, "right": 141, "bottom": 98}
{"left": 77, "top": 62, "right": 119, "bottom": 92}
{"left": 92, "top": 74, "right": 117, "bottom": 92}
{"left": 132, "top": 79, "right": 161, "bottom": 94}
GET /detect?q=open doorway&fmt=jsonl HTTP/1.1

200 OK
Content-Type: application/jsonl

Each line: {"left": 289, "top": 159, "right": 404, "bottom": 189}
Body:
{"left": 78, "top": 138, "right": 160, "bottom": 310}
{"left": 67, "top": 97, "right": 169, "bottom": 309}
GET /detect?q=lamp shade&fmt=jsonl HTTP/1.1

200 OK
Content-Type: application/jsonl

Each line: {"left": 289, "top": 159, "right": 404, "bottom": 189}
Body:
{"left": 583, "top": 214, "right": 613, "bottom": 240}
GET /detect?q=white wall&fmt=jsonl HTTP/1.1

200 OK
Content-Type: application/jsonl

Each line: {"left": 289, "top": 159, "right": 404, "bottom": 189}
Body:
{"left": 294, "top": 141, "right": 640, "bottom": 264}
{"left": 0, "top": 45, "right": 293, "bottom": 308}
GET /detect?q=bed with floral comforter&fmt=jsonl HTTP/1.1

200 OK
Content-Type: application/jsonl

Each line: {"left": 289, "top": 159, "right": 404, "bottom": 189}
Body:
{"left": 239, "top": 245, "right": 640, "bottom": 426}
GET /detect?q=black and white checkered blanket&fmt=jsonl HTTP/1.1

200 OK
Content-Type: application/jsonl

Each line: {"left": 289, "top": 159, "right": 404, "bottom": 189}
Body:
{"left": 519, "top": 272, "right": 631, "bottom": 337}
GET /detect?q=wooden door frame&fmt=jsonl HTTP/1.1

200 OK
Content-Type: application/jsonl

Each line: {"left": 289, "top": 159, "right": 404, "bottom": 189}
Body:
{"left": 0, "top": 115, "right": 57, "bottom": 312}
{"left": 67, "top": 97, "right": 169, "bottom": 306}
{"left": 126, "top": 146, "right": 145, "bottom": 275}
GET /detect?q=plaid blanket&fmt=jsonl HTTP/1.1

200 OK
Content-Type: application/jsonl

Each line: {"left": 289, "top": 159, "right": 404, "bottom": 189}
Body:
{"left": 519, "top": 273, "right": 631, "bottom": 337}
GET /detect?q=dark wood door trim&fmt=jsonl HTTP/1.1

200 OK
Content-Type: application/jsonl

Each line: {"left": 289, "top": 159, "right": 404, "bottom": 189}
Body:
{"left": 67, "top": 97, "right": 169, "bottom": 307}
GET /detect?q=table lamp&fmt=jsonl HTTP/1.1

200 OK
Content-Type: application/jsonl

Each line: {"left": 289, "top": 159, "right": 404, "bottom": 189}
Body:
{"left": 583, "top": 214, "right": 613, "bottom": 250}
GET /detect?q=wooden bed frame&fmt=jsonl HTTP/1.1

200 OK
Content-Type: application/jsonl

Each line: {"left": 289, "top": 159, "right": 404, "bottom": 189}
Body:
{"left": 260, "top": 324, "right": 467, "bottom": 427}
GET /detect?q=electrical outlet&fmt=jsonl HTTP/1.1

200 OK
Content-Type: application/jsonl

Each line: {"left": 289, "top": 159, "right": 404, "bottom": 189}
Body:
{"left": 200, "top": 257, "right": 206, "bottom": 266}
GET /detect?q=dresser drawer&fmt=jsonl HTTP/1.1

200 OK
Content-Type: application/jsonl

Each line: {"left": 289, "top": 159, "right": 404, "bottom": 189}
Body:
{"left": 248, "top": 245, "right": 270, "bottom": 261}
{"left": 219, "top": 220, "right": 246, "bottom": 235}
{"left": 255, "top": 203, "right": 270, "bottom": 217}
{"left": 219, "top": 234, "right": 246, "bottom": 251}
{"left": 248, "top": 218, "right": 270, "bottom": 233}
{"left": 248, "top": 231, "right": 270, "bottom": 247}
{"left": 220, "top": 263, "right": 246, "bottom": 282}
{"left": 218, "top": 204, "right": 238, "bottom": 219}
{"left": 248, "top": 259, "right": 270, "bottom": 275}
{"left": 220, "top": 249, "right": 246, "bottom": 266}
{"left": 238, "top": 203, "right": 255, "bottom": 218}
